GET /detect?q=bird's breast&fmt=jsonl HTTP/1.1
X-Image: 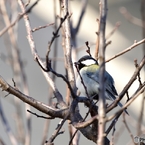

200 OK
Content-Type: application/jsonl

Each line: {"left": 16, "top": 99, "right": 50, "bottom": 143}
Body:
{"left": 76, "top": 71, "right": 99, "bottom": 97}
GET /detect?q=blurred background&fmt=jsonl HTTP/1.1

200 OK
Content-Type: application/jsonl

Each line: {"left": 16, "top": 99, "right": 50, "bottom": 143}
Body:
{"left": 0, "top": 0, "right": 145, "bottom": 145}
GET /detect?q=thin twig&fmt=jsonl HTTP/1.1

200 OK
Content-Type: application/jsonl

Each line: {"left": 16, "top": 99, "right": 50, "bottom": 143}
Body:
{"left": 1, "top": 0, "right": 29, "bottom": 143}
{"left": 105, "top": 115, "right": 119, "bottom": 136}
{"left": 69, "top": 1, "right": 88, "bottom": 144}
{"left": 36, "top": 58, "right": 77, "bottom": 99}
{"left": 0, "top": 0, "right": 41, "bottom": 37}
{"left": 27, "top": 110, "right": 55, "bottom": 119}
{"left": 134, "top": 59, "right": 142, "bottom": 86}
{"left": 141, "top": 0, "right": 145, "bottom": 53}
{"left": 18, "top": 0, "right": 67, "bottom": 108}
{"left": 94, "top": 17, "right": 101, "bottom": 59}
{"left": 46, "top": 114, "right": 69, "bottom": 144}
{"left": 106, "top": 82, "right": 145, "bottom": 135}
{"left": 74, "top": 63, "right": 90, "bottom": 98}
{"left": 107, "top": 55, "right": 145, "bottom": 113}
{"left": 106, "top": 38, "right": 145, "bottom": 62}
{"left": 69, "top": 100, "right": 97, "bottom": 145}
{"left": 104, "top": 40, "right": 112, "bottom": 49}
{"left": 122, "top": 113, "right": 135, "bottom": 145}
{"left": 61, "top": 0, "right": 76, "bottom": 92}
{"left": 0, "top": 75, "right": 68, "bottom": 118}
{"left": 46, "top": 12, "right": 69, "bottom": 69}
{"left": 41, "top": 1, "right": 59, "bottom": 144}
{"left": 74, "top": 0, "right": 88, "bottom": 35}
{"left": 110, "top": 123, "right": 116, "bottom": 145}
{"left": 106, "top": 22, "right": 121, "bottom": 40}
{"left": 25, "top": 0, "right": 31, "bottom": 7}
{"left": 31, "top": 23, "right": 54, "bottom": 32}
{"left": 0, "top": 100, "right": 18, "bottom": 145}
{"left": 106, "top": 85, "right": 145, "bottom": 122}
{"left": 137, "top": 95, "right": 145, "bottom": 136}
{"left": 120, "top": 7, "right": 145, "bottom": 28}
{"left": 85, "top": 41, "right": 92, "bottom": 56}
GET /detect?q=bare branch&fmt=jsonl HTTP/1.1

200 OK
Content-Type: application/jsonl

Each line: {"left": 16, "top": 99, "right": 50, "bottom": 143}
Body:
{"left": 0, "top": 100, "right": 18, "bottom": 145}
{"left": 136, "top": 94, "right": 145, "bottom": 136}
{"left": 71, "top": 0, "right": 88, "bottom": 41}
{"left": 25, "top": 0, "right": 31, "bottom": 7}
{"left": 134, "top": 59, "right": 142, "bottom": 86}
{"left": 122, "top": 113, "right": 135, "bottom": 145}
{"left": 0, "top": 0, "right": 41, "bottom": 37}
{"left": 74, "top": 62, "right": 90, "bottom": 98}
{"left": 107, "top": 55, "right": 145, "bottom": 113}
{"left": 94, "top": 17, "right": 101, "bottom": 59}
{"left": 141, "top": 0, "right": 145, "bottom": 52}
{"left": 61, "top": 0, "right": 76, "bottom": 91}
{"left": 31, "top": 23, "right": 54, "bottom": 32}
{"left": 46, "top": 13, "right": 69, "bottom": 68}
{"left": 1, "top": 0, "right": 31, "bottom": 143}
{"left": 105, "top": 115, "right": 119, "bottom": 136}
{"left": 36, "top": 58, "right": 77, "bottom": 100}
{"left": 27, "top": 110, "right": 55, "bottom": 119}
{"left": 46, "top": 115, "right": 69, "bottom": 144}
{"left": 0, "top": 75, "right": 68, "bottom": 119}
{"left": 106, "top": 22, "right": 120, "bottom": 40}
{"left": 97, "top": 0, "right": 108, "bottom": 144}
{"left": 107, "top": 85, "right": 145, "bottom": 122}
{"left": 18, "top": 0, "right": 67, "bottom": 108}
{"left": 73, "top": 115, "right": 98, "bottom": 129}
{"left": 120, "top": 7, "right": 145, "bottom": 28}
{"left": 106, "top": 38, "right": 145, "bottom": 62}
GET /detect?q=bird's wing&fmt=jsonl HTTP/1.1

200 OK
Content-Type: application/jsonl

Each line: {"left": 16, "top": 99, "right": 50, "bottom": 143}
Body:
{"left": 86, "top": 70, "right": 118, "bottom": 99}
{"left": 105, "top": 71, "right": 118, "bottom": 96}
{"left": 86, "top": 71, "right": 99, "bottom": 83}
{"left": 87, "top": 69, "right": 129, "bottom": 114}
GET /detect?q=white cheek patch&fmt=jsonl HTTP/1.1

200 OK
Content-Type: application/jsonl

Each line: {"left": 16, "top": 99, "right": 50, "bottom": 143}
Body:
{"left": 82, "top": 59, "right": 96, "bottom": 65}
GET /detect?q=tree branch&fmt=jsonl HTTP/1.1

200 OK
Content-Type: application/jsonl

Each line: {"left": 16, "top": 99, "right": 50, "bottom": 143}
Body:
{"left": 18, "top": 0, "right": 67, "bottom": 108}
{"left": 106, "top": 38, "right": 145, "bottom": 62}
{"left": 0, "top": 75, "right": 68, "bottom": 119}
{"left": 107, "top": 55, "right": 145, "bottom": 113}
{"left": 97, "top": 0, "right": 108, "bottom": 144}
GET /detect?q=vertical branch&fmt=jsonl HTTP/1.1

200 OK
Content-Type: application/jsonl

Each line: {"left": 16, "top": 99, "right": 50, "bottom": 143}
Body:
{"left": 137, "top": 96, "right": 145, "bottom": 136}
{"left": 1, "top": 0, "right": 27, "bottom": 144}
{"left": 0, "top": 100, "right": 18, "bottom": 145}
{"left": 140, "top": 3, "right": 145, "bottom": 124}
{"left": 41, "top": 1, "right": 59, "bottom": 144}
{"left": 94, "top": 18, "right": 101, "bottom": 59}
{"left": 141, "top": 0, "right": 145, "bottom": 53}
{"left": 61, "top": 0, "right": 76, "bottom": 91}
{"left": 97, "top": 0, "right": 108, "bottom": 145}
{"left": 70, "top": 1, "right": 88, "bottom": 144}
{"left": 60, "top": 0, "right": 78, "bottom": 142}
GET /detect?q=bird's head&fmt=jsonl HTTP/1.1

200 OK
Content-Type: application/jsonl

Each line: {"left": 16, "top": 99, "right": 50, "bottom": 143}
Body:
{"left": 74, "top": 55, "right": 99, "bottom": 70}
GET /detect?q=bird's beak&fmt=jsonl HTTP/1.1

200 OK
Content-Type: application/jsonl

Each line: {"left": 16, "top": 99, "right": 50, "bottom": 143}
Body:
{"left": 74, "top": 62, "right": 79, "bottom": 66}
{"left": 74, "top": 61, "right": 79, "bottom": 69}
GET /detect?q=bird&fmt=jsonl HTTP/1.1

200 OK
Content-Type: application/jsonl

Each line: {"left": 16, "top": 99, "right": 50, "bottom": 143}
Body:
{"left": 75, "top": 55, "right": 128, "bottom": 114}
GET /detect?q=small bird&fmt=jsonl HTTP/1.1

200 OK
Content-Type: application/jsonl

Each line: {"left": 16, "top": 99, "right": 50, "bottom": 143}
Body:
{"left": 75, "top": 55, "right": 128, "bottom": 114}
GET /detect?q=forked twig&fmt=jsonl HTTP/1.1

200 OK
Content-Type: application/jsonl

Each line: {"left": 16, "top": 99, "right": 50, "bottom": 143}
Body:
{"left": 46, "top": 12, "right": 69, "bottom": 69}
{"left": 0, "top": 0, "right": 41, "bottom": 37}
{"left": 36, "top": 58, "right": 77, "bottom": 99}
{"left": 46, "top": 114, "right": 69, "bottom": 144}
